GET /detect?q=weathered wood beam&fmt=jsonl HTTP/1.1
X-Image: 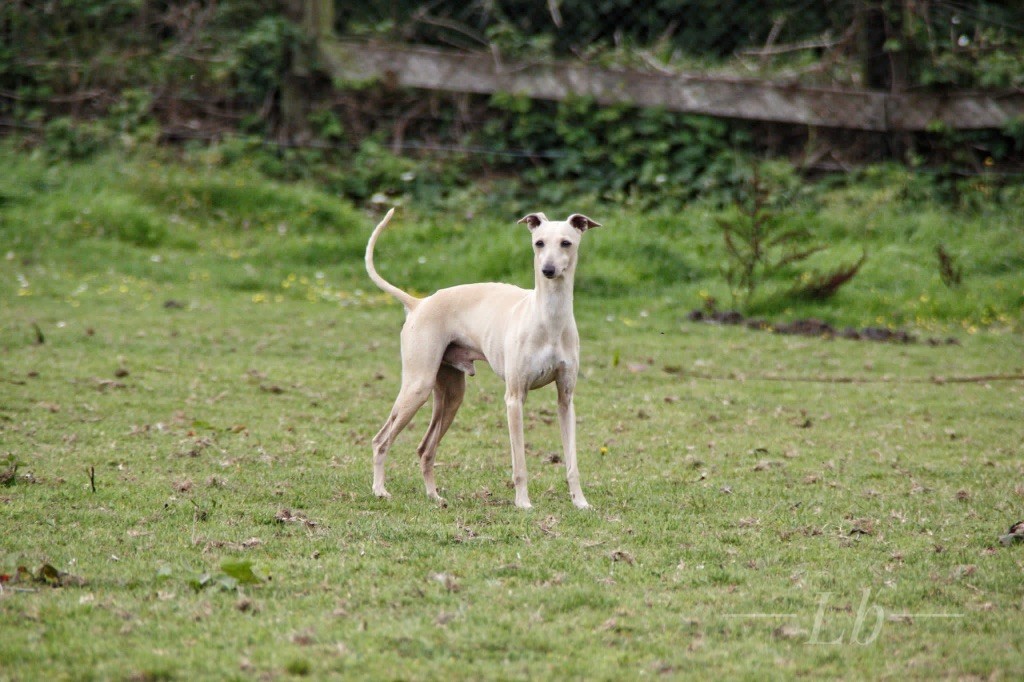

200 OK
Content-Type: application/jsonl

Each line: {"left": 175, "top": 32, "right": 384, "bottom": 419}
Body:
{"left": 318, "top": 41, "right": 1024, "bottom": 132}
{"left": 887, "top": 91, "right": 1024, "bottom": 131}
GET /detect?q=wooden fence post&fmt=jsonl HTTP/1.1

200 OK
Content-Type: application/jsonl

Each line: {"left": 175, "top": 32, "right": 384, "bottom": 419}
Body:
{"left": 280, "top": 0, "right": 334, "bottom": 144}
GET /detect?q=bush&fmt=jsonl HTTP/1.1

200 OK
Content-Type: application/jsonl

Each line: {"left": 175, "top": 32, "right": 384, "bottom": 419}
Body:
{"left": 717, "top": 164, "right": 864, "bottom": 309}
{"left": 478, "top": 95, "right": 752, "bottom": 205}
{"left": 43, "top": 117, "right": 113, "bottom": 160}
{"left": 231, "top": 16, "right": 305, "bottom": 106}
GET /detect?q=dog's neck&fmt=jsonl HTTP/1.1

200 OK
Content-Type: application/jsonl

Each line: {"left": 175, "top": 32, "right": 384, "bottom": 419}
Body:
{"left": 532, "top": 268, "right": 575, "bottom": 327}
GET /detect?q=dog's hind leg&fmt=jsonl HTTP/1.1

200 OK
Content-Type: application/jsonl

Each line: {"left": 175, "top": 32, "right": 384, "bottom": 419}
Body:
{"left": 372, "top": 376, "right": 434, "bottom": 499}
{"left": 416, "top": 363, "right": 466, "bottom": 505}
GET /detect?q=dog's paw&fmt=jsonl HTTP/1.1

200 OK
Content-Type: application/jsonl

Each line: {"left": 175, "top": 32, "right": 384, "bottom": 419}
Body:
{"left": 373, "top": 487, "right": 392, "bottom": 500}
{"left": 572, "top": 494, "right": 591, "bottom": 510}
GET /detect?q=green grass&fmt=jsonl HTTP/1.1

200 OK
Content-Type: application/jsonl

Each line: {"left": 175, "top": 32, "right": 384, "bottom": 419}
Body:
{"left": 3, "top": 149, "right": 1022, "bottom": 330}
{"left": 1, "top": 149, "right": 1023, "bottom": 679}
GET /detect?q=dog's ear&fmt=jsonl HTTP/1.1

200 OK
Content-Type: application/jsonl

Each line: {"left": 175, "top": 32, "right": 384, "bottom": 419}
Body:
{"left": 517, "top": 212, "right": 549, "bottom": 230}
{"left": 567, "top": 214, "right": 601, "bottom": 232}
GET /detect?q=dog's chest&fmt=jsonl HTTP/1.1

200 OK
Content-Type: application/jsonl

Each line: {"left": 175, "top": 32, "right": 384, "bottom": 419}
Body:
{"left": 524, "top": 345, "right": 572, "bottom": 389}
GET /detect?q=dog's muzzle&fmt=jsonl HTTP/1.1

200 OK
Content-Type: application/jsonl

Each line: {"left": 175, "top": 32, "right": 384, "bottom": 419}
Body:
{"left": 541, "top": 265, "right": 557, "bottom": 279}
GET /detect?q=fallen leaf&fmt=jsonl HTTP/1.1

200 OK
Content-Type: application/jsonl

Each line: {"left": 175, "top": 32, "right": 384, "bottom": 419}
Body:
{"left": 275, "top": 508, "right": 318, "bottom": 528}
{"left": 429, "top": 572, "right": 460, "bottom": 592}
{"left": 753, "top": 459, "right": 781, "bottom": 471}
{"left": 0, "top": 463, "right": 17, "bottom": 487}
{"left": 34, "top": 563, "right": 86, "bottom": 587}
{"left": 291, "top": 630, "right": 316, "bottom": 646}
{"left": 773, "top": 624, "right": 807, "bottom": 640}
{"left": 236, "top": 597, "right": 258, "bottom": 612}
{"left": 609, "top": 550, "right": 635, "bottom": 565}
{"left": 999, "top": 533, "right": 1023, "bottom": 547}
{"left": 221, "top": 560, "right": 262, "bottom": 585}
{"left": 190, "top": 573, "right": 214, "bottom": 592}
{"left": 38, "top": 563, "right": 61, "bottom": 586}
{"left": 849, "top": 518, "right": 875, "bottom": 536}
{"left": 951, "top": 564, "right": 977, "bottom": 579}
{"left": 538, "top": 515, "right": 560, "bottom": 536}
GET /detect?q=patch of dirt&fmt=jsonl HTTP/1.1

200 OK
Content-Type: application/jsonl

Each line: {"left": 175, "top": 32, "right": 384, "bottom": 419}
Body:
{"left": 686, "top": 308, "right": 959, "bottom": 346}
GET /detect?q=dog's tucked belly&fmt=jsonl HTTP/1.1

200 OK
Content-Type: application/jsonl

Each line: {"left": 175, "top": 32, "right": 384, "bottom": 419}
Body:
{"left": 441, "top": 343, "right": 487, "bottom": 376}
{"left": 441, "top": 342, "right": 565, "bottom": 389}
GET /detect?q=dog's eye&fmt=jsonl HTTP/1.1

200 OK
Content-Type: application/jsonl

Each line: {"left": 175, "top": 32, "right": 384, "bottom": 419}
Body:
{"left": 534, "top": 240, "right": 544, "bottom": 248}
{"left": 560, "top": 240, "right": 572, "bottom": 248}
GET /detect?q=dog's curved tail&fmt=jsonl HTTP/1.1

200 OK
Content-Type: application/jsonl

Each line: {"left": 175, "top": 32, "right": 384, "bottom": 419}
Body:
{"left": 365, "top": 208, "right": 420, "bottom": 312}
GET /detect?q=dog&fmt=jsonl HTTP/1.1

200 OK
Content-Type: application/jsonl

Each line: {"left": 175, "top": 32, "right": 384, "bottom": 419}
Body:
{"left": 364, "top": 208, "right": 600, "bottom": 509}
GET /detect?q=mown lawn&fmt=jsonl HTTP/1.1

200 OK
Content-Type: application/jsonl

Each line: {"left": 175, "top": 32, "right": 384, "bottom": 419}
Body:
{"left": 1, "top": 150, "right": 1022, "bottom": 680}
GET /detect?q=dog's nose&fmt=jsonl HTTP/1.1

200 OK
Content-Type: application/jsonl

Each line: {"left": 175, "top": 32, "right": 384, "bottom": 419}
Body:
{"left": 542, "top": 265, "right": 556, "bottom": 279}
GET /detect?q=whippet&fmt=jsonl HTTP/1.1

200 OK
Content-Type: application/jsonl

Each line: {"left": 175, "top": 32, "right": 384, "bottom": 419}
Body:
{"left": 364, "top": 208, "right": 600, "bottom": 509}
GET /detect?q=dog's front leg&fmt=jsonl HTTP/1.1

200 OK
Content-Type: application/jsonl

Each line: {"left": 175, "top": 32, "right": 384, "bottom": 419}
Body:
{"left": 504, "top": 385, "right": 532, "bottom": 509}
{"left": 556, "top": 374, "right": 590, "bottom": 509}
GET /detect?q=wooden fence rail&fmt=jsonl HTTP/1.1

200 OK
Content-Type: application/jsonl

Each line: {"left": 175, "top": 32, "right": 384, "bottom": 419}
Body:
{"left": 318, "top": 40, "right": 1024, "bottom": 133}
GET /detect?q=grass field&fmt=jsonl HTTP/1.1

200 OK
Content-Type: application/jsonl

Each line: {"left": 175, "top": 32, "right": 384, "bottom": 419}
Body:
{"left": 1, "top": 149, "right": 1023, "bottom": 680}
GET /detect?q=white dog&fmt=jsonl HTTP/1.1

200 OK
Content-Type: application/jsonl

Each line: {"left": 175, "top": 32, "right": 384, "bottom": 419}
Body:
{"left": 365, "top": 208, "right": 600, "bottom": 509}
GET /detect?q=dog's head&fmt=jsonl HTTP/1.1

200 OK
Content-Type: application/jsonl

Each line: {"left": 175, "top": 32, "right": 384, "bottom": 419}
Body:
{"left": 517, "top": 213, "right": 601, "bottom": 281}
